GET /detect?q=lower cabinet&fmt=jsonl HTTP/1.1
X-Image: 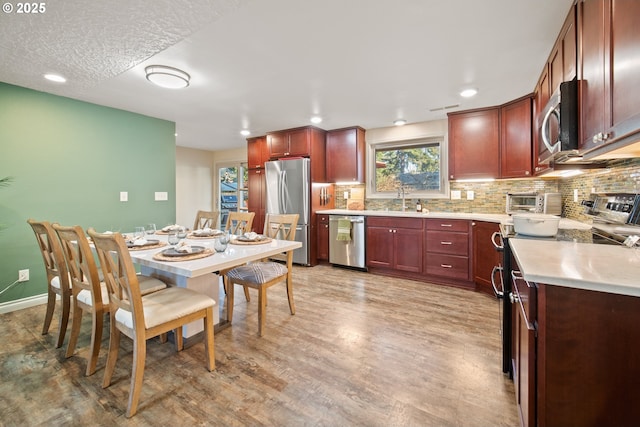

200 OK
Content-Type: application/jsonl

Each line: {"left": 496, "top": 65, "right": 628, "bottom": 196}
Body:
{"left": 366, "top": 216, "right": 423, "bottom": 273}
{"left": 316, "top": 214, "right": 329, "bottom": 261}
{"left": 510, "top": 268, "right": 640, "bottom": 427}
{"left": 424, "top": 219, "right": 473, "bottom": 288}
{"left": 472, "top": 221, "right": 501, "bottom": 296}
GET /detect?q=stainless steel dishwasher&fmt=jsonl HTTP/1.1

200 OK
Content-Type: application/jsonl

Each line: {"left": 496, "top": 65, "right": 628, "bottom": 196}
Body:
{"left": 329, "top": 215, "right": 366, "bottom": 269}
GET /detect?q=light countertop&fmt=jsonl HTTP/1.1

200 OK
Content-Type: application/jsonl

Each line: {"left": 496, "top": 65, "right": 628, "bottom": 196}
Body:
{"left": 509, "top": 239, "right": 640, "bottom": 297}
{"left": 316, "top": 209, "right": 590, "bottom": 229}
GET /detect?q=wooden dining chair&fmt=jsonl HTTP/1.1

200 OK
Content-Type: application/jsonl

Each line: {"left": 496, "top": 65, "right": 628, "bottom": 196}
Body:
{"left": 53, "top": 224, "right": 168, "bottom": 377}
{"left": 193, "top": 210, "right": 219, "bottom": 230}
{"left": 27, "top": 219, "right": 72, "bottom": 348}
{"left": 225, "top": 213, "right": 299, "bottom": 336}
{"left": 87, "top": 228, "right": 216, "bottom": 418}
{"left": 225, "top": 211, "right": 255, "bottom": 235}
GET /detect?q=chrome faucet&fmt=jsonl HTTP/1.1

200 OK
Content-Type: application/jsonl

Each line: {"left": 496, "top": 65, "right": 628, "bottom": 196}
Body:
{"left": 397, "top": 185, "right": 408, "bottom": 212}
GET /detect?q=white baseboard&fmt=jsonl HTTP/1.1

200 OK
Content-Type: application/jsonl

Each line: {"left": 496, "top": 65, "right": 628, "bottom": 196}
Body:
{"left": 0, "top": 293, "right": 48, "bottom": 314}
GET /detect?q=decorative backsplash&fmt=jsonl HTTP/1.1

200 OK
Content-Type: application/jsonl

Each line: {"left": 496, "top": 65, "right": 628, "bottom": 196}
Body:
{"left": 560, "top": 158, "right": 640, "bottom": 222}
{"left": 335, "top": 158, "right": 640, "bottom": 221}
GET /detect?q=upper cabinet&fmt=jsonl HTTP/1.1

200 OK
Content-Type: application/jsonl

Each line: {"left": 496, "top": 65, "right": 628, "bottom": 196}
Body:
{"left": 579, "top": 0, "right": 640, "bottom": 158}
{"left": 501, "top": 96, "right": 533, "bottom": 178}
{"left": 448, "top": 99, "right": 532, "bottom": 180}
{"left": 266, "top": 126, "right": 324, "bottom": 158}
{"left": 265, "top": 125, "right": 327, "bottom": 182}
{"left": 247, "top": 136, "right": 268, "bottom": 169}
{"left": 326, "top": 126, "right": 365, "bottom": 183}
{"left": 549, "top": 6, "right": 577, "bottom": 95}
{"left": 448, "top": 108, "right": 500, "bottom": 180}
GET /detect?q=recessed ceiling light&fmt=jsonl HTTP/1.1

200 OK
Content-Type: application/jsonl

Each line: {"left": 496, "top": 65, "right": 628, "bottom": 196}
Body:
{"left": 44, "top": 73, "right": 66, "bottom": 83}
{"left": 310, "top": 116, "right": 323, "bottom": 124}
{"left": 460, "top": 88, "right": 478, "bottom": 98}
{"left": 240, "top": 130, "right": 251, "bottom": 137}
{"left": 145, "top": 65, "right": 190, "bottom": 89}
{"left": 393, "top": 119, "right": 407, "bottom": 126}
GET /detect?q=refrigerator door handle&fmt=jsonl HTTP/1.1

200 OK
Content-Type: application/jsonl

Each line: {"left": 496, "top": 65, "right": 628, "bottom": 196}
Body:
{"left": 281, "top": 170, "right": 291, "bottom": 214}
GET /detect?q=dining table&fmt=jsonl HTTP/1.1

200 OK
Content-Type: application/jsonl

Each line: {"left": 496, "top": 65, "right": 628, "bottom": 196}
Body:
{"left": 125, "top": 231, "right": 301, "bottom": 339}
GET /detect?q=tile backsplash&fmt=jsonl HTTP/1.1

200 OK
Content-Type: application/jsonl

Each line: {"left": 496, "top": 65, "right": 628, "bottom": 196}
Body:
{"left": 335, "top": 158, "right": 640, "bottom": 222}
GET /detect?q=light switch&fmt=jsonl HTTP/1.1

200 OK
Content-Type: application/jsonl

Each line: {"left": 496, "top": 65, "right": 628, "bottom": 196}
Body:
{"left": 451, "top": 190, "right": 461, "bottom": 200}
{"left": 155, "top": 191, "right": 168, "bottom": 201}
{"left": 573, "top": 189, "right": 579, "bottom": 202}
{"left": 120, "top": 191, "right": 128, "bottom": 202}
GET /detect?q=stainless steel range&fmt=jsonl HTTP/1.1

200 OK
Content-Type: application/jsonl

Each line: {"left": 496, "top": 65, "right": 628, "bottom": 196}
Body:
{"left": 492, "top": 192, "right": 640, "bottom": 376}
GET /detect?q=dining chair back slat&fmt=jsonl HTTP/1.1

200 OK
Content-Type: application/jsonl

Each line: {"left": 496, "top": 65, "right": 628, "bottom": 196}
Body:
{"left": 225, "top": 211, "right": 255, "bottom": 235}
{"left": 193, "top": 210, "right": 219, "bottom": 230}
{"left": 27, "top": 219, "right": 71, "bottom": 348}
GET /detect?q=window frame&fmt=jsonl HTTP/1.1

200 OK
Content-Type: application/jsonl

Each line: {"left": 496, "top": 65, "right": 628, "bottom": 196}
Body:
{"left": 366, "top": 136, "right": 450, "bottom": 199}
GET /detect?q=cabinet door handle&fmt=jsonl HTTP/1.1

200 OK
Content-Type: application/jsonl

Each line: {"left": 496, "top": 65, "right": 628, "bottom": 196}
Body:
{"left": 440, "top": 264, "right": 452, "bottom": 268}
{"left": 440, "top": 224, "right": 452, "bottom": 227}
{"left": 440, "top": 241, "right": 452, "bottom": 245}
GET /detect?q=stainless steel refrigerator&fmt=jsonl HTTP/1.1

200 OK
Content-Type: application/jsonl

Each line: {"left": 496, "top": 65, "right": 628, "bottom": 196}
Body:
{"left": 265, "top": 158, "right": 310, "bottom": 265}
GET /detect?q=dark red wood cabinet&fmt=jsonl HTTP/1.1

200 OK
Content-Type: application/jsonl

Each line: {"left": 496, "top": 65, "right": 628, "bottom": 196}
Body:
{"left": 247, "top": 168, "right": 266, "bottom": 233}
{"left": 247, "top": 136, "right": 268, "bottom": 170}
{"left": 424, "top": 219, "right": 472, "bottom": 285}
{"left": 471, "top": 221, "right": 501, "bottom": 296}
{"left": 510, "top": 266, "right": 640, "bottom": 427}
{"left": 579, "top": 0, "right": 640, "bottom": 155}
{"left": 447, "top": 108, "right": 500, "bottom": 180}
{"left": 366, "top": 216, "right": 423, "bottom": 273}
{"left": 316, "top": 214, "right": 329, "bottom": 261}
{"left": 326, "top": 126, "right": 365, "bottom": 183}
{"left": 500, "top": 96, "right": 533, "bottom": 179}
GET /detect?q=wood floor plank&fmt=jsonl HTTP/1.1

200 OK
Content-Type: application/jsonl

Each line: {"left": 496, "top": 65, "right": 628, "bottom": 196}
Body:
{"left": 0, "top": 264, "right": 518, "bottom": 426}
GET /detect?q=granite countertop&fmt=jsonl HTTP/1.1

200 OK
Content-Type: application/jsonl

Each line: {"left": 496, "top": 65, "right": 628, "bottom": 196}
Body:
{"left": 509, "top": 239, "right": 640, "bottom": 297}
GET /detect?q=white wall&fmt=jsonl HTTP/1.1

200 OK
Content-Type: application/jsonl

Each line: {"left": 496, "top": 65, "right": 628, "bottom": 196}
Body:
{"left": 175, "top": 146, "right": 248, "bottom": 228}
{"left": 175, "top": 146, "right": 215, "bottom": 228}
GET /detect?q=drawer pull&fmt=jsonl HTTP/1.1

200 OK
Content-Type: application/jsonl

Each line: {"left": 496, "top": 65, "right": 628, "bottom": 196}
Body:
{"left": 440, "top": 264, "right": 452, "bottom": 268}
{"left": 440, "top": 224, "right": 453, "bottom": 227}
{"left": 440, "top": 241, "right": 453, "bottom": 245}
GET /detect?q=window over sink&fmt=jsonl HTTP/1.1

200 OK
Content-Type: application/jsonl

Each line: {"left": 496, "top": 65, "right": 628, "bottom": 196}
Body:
{"left": 366, "top": 137, "right": 449, "bottom": 199}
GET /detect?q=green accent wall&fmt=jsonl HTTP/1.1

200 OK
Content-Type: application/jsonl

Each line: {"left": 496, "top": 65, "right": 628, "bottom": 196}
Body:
{"left": 0, "top": 82, "right": 176, "bottom": 303}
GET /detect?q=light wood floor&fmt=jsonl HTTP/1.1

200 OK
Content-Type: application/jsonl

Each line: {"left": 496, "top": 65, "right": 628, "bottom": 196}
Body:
{"left": 0, "top": 265, "right": 518, "bottom": 426}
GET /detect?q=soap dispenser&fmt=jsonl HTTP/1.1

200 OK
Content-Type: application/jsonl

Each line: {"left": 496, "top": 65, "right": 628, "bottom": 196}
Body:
{"left": 416, "top": 199, "right": 422, "bottom": 212}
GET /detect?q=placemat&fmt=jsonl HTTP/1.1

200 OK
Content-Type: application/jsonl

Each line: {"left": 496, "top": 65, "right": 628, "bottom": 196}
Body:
{"left": 230, "top": 236, "right": 273, "bottom": 245}
{"left": 152, "top": 248, "right": 214, "bottom": 262}
{"left": 128, "top": 241, "right": 167, "bottom": 251}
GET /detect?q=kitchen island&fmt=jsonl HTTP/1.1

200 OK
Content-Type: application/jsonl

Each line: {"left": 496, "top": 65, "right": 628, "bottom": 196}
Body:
{"left": 507, "top": 238, "right": 640, "bottom": 427}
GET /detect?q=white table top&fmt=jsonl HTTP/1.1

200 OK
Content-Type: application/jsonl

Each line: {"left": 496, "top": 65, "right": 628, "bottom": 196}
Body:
{"left": 128, "top": 235, "right": 301, "bottom": 278}
{"left": 509, "top": 239, "right": 640, "bottom": 297}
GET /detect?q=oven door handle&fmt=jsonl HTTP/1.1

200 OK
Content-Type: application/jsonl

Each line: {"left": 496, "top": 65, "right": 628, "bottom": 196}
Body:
{"left": 491, "top": 231, "right": 504, "bottom": 251}
{"left": 491, "top": 265, "right": 504, "bottom": 299}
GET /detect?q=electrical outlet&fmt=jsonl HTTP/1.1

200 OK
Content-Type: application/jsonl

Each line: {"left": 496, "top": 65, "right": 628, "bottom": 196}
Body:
{"left": 18, "top": 269, "right": 29, "bottom": 282}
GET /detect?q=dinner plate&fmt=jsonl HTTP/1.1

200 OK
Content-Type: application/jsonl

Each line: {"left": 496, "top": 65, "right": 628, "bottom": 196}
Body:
{"left": 235, "top": 235, "right": 267, "bottom": 242}
{"left": 126, "top": 239, "right": 159, "bottom": 248}
{"left": 161, "top": 246, "right": 206, "bottom": 257}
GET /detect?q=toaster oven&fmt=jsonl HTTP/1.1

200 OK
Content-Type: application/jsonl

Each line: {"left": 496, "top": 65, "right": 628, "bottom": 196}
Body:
{"left": 506, "top": 192, "right": 562, "bottom": 215}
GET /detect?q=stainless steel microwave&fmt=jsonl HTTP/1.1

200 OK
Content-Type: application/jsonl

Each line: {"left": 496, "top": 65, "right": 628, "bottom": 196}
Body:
{"left": 506, "top": 192, "right": 562, "bottom": 215}
{"left": 537, "top": 78, "right": 579, "bottom": 164}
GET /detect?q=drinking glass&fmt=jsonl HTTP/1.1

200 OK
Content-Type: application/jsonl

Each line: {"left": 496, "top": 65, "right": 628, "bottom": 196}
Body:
{"left": 177, "top": 226, "right": 188, "bottom": 239}
{"left": 214, "top": 232, "right": 229, "bottom": 253}
{"left": 145, "top": 223, "right": 156, "bottom": 235}
{"left": 167, "top": 231, "right": 179, "bottom": 246}
{"left": 134, "top": 226, "right": 145, "bottom": 239}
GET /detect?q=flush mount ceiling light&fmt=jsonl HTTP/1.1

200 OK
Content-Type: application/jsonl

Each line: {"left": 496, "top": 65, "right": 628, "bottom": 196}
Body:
{"left": 460, "top": 88, "right": 478, "bottom": 98}
{"left": 240, "top": 129, "right": 251, "bottom": 137}
{"left": 393, "top": 119, "right": 407, "bottom": 126}
{"left": 310, "top": 116, "right": 323, "bottom": 124}
{"left": 145, "top": 65, "right": 190, "bottom": 89}
{"left": 44, "top": 73, "right": 66, "bottom": 83}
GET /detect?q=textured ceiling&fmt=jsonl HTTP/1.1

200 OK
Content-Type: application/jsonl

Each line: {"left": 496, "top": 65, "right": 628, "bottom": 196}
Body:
{"left": 0, "top": 0, "right": 574, "bottom": 151}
